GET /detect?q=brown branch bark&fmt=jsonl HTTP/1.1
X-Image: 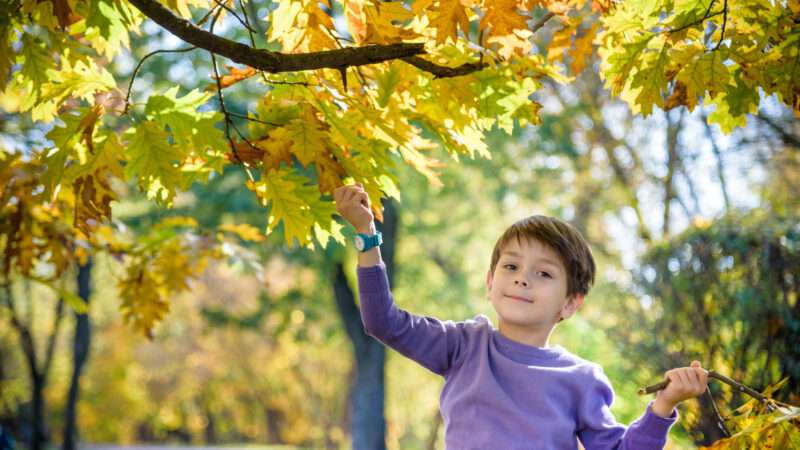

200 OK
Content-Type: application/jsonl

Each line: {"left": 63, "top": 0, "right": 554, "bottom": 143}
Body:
{"left": 126, "top": 0, "right": 487, "bottom": 78}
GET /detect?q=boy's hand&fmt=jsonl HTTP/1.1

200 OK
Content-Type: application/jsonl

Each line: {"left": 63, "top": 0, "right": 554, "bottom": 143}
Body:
{"left": 652, "top": 360, "right": 708, "bottom": 418}
{"left": 334, "top": 183, "right": 375, "bottom": 233}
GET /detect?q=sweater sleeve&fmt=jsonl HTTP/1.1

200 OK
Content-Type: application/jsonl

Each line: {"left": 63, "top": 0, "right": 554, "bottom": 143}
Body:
{"left": 357, "top": 261, "right": 473, "bottom": 376}
{"left": 577, "top": 365, "right": 678, "bottom": 450}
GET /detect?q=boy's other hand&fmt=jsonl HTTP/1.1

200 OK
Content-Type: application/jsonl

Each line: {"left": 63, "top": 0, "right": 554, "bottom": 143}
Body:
{"left": 652, "top": 360, "right": 708, "bottom": 418}
{"left": 334, "top": 183, "right": 375, "bottom": 233}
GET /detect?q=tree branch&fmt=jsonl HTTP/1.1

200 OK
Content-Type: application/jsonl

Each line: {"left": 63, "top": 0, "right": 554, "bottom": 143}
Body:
{"left": 127, "top": 0, "right": 486, "bottom": 78}
{"left": 639, "top": 369, "right": 779, "bottom": 413}
{"left": 401, "top": 56, "right": 486, "bottom": 78}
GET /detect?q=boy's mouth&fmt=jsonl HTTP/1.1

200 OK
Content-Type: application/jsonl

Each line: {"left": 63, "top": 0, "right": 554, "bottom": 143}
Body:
{"left": 505, "top": 294, "right": 533, "bottom": 303}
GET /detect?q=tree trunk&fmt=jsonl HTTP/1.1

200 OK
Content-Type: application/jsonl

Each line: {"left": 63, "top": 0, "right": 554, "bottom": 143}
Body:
{"left": 3, "top": 283, "right": 63, "bottom": 450}
{"left": 63, "top": 258, "right": 93, "bottom": 450}
{"left": 332, "top": 198, "right": 398, "bottom": 450}
{"left": 30, "top": 372, "right": 46, "bottom": 450}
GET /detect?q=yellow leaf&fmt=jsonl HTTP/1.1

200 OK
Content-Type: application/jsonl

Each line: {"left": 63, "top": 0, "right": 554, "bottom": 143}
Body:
{"left": 430, "top": 0, "right": 471, "bottom": 45}
{"left": 218, "top": 223, "right": 266, "bottom": 242}
{"left": 268, "top": 0, "right": 337, "bottom": 53}
{"left": 480, "top": 0, "right": 532, "bottom": 58}
{"left": 362, "top": 1, "right": 419, "bottom": 44}
{"left": 118, "top": 263, "right": 170, "bottom": 339}
{"left": 248, "top": 167, "right": 324, "bottom": 248}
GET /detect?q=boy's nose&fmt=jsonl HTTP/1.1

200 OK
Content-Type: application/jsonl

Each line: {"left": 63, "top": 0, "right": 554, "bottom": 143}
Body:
{"left": 514, "top": 279, "right": 528, "bottom": 286}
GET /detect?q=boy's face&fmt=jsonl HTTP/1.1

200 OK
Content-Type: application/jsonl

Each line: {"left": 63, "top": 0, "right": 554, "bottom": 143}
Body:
{"left": 486, "top": 237, "right": 584, "bottom": 332}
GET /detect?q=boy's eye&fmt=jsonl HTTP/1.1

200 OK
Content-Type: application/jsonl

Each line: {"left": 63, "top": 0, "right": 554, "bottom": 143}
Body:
{"left": 503, "top": 264, "right": 552, "bottom": 278}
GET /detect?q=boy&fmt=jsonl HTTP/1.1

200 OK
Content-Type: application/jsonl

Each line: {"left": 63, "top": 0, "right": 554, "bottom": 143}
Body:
{"left": 334, "top": 183, "right": 708, "bottom": 449}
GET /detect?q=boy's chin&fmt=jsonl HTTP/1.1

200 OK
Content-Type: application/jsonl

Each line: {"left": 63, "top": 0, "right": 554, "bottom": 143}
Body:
{"left": 495, "top": 311, "right": 552, "bottom": 328}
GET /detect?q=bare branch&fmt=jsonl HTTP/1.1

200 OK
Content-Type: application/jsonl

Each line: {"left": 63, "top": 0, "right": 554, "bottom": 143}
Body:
{"left": 400, "top": 56, "right": 487, "bottom": 78}
{"left": 128, "top": 0, "right": 435, "bottom": 73}
{"left": 128, "top": 0, "right": 495, "bottom": 78}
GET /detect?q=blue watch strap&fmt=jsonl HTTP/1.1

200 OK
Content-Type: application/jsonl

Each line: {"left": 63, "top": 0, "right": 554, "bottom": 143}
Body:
{"left": 355, "top": 231, "right": 383, "bottom": 251}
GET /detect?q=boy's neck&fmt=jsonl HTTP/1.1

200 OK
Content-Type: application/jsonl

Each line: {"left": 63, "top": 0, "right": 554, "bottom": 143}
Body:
{"left": 497, "top": 320, "right": 556, "bottom": 348}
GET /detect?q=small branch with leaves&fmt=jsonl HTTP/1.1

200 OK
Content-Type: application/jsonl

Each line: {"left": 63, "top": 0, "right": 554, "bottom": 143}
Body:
{"left": 639, "top": 368, "right": 800, "bottom": 444}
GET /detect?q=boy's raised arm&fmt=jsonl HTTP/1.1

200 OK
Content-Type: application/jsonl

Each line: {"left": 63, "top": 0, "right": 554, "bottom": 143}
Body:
{"left": 334, "top": 183, "right": 472, "bottom": 376}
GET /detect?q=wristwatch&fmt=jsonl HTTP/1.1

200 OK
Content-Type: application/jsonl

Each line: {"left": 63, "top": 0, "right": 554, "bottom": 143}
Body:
{"left": 354, "top": 230, "right": 383, "bottom": 252}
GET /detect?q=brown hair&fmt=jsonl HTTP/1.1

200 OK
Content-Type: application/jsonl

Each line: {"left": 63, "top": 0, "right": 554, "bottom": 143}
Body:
{"left": 489, "top": 215, "right": 596, "bottom": 298}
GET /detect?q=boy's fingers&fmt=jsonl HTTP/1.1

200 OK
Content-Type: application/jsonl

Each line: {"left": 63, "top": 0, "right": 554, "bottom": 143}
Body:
{"left": 686, "top": 369, "right": 701, "bottom": 392}
{"left": 676, "top": 370, "right": 691, "bottom": 389}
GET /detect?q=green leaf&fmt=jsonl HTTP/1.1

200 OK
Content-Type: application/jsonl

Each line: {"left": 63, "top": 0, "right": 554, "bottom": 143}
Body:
{"left": 601, "top": 34, "right": 655, "bottom": 97}
{"left": 628, "top": 36, "right": 670, "bottom": 116}
{"left": 124, "top": 120, "right": 189, "bottom": 206}
{"left": 706, "top": 92, "right": 748, "bottom": 134}
{"left": 675, "top": 50, "right": 732, "bottom": 110}
{"left": 82, "top": 0, "right": 142, "bottom": 58}
{"left": 145, "top": 87, "right": 227, "bottom": 153}
{"left": 42, "top": 108, "right": 94, "bottom": 199}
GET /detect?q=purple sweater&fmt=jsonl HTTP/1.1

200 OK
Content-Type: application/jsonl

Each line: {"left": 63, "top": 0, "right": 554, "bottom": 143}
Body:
{"left": 357, "top": 262, "right": 678, "bottom": 450}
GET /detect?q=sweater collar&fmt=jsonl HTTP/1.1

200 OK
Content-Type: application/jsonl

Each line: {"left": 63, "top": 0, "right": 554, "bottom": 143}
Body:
{"left": 491, "top": 328, "right": 567, "bottom": 363}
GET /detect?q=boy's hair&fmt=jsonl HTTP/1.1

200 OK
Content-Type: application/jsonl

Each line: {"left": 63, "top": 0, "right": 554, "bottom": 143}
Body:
{"left": 489, "top": 215, "right": 596, "bottom": 299}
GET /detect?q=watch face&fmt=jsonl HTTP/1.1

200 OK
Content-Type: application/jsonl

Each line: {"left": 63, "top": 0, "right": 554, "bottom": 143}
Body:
{"left": 354, "top": 235, "right": 365, "bottom": 250}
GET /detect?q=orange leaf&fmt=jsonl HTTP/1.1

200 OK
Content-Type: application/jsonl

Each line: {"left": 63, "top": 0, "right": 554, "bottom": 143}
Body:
{"left": 344, "top": 0, "right": 368, "bottom": 43}
{"left": 569, "top": 22, "right": 598, "bottom": 75}
{"left": 212, "top": 66, "right": 258, "bottom": 90}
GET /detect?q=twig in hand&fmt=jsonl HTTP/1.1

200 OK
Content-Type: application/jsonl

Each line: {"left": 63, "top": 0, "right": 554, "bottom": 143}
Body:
{"left": 638, "top": 369, "right": 778, "bottom": 413}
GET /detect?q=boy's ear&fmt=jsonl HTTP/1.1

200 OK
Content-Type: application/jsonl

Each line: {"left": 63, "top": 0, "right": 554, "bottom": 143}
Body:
{"left": 486, "top": 269, "right": 493, "bottom": 291}
{"left": 560, "top": 294, "right": 585, "bottom": 321}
